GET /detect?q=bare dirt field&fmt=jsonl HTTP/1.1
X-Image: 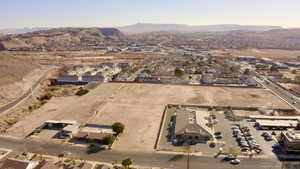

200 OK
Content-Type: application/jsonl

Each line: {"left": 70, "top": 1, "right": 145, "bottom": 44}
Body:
{"left": 5, "top": 83, "right": 291, "bottom": 153}
{"left": 212, "top": 49, "right": 300, "bottom": 61}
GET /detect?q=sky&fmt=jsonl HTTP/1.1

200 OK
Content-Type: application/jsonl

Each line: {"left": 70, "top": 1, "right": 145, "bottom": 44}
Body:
{"left": 0, "top": 0, "right": 300, "bottom": 28}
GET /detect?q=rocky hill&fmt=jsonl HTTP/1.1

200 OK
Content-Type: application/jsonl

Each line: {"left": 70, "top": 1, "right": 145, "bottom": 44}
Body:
{"left": 0, "top": 27, "right": 125, "bottom": 51}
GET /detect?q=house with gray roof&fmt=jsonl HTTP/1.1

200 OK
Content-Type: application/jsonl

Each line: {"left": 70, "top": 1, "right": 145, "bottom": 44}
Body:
{"left": 174, "top": 110, "right": 213, "bottom": 141}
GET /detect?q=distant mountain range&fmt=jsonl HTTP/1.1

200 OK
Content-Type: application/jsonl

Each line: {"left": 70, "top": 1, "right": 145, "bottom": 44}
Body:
{"left": 0, "top": 24, "right": 284, "bottom": 35}
{"left": 119, "top": 23, "right": 284, "bottom": 34}
{"left": 0, "top": 27, "right": 50, "bottom": 35}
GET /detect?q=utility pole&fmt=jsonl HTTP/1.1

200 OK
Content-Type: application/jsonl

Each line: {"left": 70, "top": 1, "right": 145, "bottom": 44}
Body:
{"left": 187, "top": 147, "right": 190, "bottom": 169}
{"left": 184, "top": 132, "right": 190, "bottom": 169}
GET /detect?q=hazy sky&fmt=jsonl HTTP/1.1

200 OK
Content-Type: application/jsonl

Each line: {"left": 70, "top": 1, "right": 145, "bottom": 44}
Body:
{"left": 1, "top": 0, "right": 300, "bottom": 28}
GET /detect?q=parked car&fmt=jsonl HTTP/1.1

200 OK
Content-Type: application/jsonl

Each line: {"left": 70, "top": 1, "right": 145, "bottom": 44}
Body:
{"left": 265, "top": 136, "right": 273, "bottom": 141}
{"left": 215, "top": 135, "right": 223, "bottom": 139}
{"left": 255, "top": 148, "right": 262, "bottom": 153}
{"left": 241, "top": 147, "right": 250, "bottom": 152}
{"left": 224, "top": 155, "right": 236, "bottom": 161}
{"left": 230, "top": 159, "right": 241, "bottom": 165}
{"left": 214, "top": 132, "right": 222, "bottom": 135}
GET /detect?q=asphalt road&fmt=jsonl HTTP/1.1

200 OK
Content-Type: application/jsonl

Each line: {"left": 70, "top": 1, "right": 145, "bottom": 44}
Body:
{"left": 256, "top": 76, "right": 300, "bottom": 111}
{"left": 0, "top": 70, "right": 50, "bottom": 114}
{"left": 0, "top": 136, "right": 282, "bottom": 169}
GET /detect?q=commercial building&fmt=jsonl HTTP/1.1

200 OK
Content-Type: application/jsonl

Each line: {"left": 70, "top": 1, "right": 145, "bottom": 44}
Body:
{"left": 254, "top": 120, "right": 299, "bottom": 130}
{"left": 174, "top": 110, "right": 213, "bottom": 141}
{"left": 71, "top": 124, "right": 115, "bottom": 142}
{"left": 281, "top": 130, "right": 300, "bottom": 153}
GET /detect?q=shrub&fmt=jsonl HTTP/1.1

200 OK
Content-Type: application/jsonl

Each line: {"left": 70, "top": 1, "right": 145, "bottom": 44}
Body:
{"left": 75, "top": 89, "right": 89, "bottom": 96}
{"left": 121, "top": 158, "right": 132, "bottom": 169}
{"left": 37, "top": 93, "right": 53, "bottom": 101}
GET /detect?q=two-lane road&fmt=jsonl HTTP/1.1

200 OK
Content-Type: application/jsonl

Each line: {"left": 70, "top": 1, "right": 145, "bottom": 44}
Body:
{"left": 0, "top": 70, "right": 52, "bottom": 114}
{"left": 255, "top": 76, "right": 300, "bottom": 111}
{"left": 0, "top": 136, "right": 282, "bottom": 169}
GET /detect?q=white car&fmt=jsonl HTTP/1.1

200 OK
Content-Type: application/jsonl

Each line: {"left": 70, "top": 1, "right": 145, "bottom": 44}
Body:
{"left": 230, "top": 159, "right": 241, "bottom": 165}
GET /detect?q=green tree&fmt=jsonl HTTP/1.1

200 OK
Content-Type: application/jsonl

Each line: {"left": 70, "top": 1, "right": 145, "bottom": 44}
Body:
{"left": 103, "top": 134, "right": 116, "bottom": 146}
{"left": 270, "top": 65, "right": 278, "bottom": 72}
{"left": 112, "top": 122, "right": 125, "bottom": 135}
{"left": 229, "top": 65, "right": 240, "bottom": 73}
{"left": 121, "top": 157, "right": 132, "bottom": 169}
{"left": 244, "top": 69, "right": 250, "bottom": 75}
{"left": 174, "top": 67, "right": 185, "bottom": 77}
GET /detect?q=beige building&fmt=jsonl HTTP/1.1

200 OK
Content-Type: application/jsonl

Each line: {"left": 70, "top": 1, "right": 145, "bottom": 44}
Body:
{"left": 281, "top": 130, "right": 300, "bottom": 153}
{"left": 174, "top": 110, "right": 213, "bottom": 141}
{"left": 71, "top": 124, "right": 114, "bottom": 141}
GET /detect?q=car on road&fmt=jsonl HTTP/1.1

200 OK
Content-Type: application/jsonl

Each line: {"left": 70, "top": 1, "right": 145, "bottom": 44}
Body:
{"left": 230, "top": 159, "right": 241, "bottom": 165}
{"left": 87, "top": 144, "right": 104, "bottom": 154}
{"left": 224, "top": 155, "right": 236, "bottom": 161}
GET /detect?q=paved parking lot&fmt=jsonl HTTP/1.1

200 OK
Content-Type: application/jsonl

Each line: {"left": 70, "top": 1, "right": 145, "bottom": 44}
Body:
{"left": 239, "top": 120, "right": 278, "bottom": 159}
{"left": 157, "top": 107, "right": 279, "bottom": 158}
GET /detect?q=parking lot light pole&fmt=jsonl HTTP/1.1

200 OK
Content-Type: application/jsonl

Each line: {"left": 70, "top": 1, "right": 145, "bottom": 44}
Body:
{"left": 184, "top": 131, "right": 190, "bottom": 169}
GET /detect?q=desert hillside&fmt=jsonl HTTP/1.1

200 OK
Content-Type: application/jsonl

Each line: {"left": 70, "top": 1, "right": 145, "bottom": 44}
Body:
{"left": 0, "top": 52, "right": 44, "bottom": 106}
{"left": 0, "top": 53, "right": 40, "bottom": 86}
{"left": 0, "top": 27, "right": 125, "bottom": 52}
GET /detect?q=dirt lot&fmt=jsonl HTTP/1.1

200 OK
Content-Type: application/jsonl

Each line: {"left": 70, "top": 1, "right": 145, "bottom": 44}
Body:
{"left": 212, "top": 49, "right": 300, "bottom": 62}
{"left": 5, "top": 83, "right": 291, "bottom": 153}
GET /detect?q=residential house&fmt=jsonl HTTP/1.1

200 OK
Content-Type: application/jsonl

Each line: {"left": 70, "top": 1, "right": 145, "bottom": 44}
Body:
{"left": 201, "top": 74, "right": 214, "bottom": 84}
{"left": 0, "top": 159, "right": 42, "bottom": 169}
{"left": 82, "top": 72, "right": 105, "bottom": 83}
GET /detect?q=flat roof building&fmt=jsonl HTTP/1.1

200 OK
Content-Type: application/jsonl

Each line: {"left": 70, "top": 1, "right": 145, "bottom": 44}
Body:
{"left": 281, "top": 130, "right": 300, "bottom": 153}
{"left": 255, "top": 120, "right": 299, "bottom": 130}
{"left": 72, "top": 124, "right": 114, "bottom": 141}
